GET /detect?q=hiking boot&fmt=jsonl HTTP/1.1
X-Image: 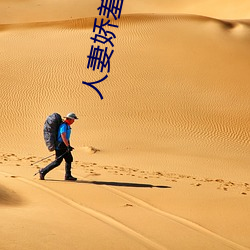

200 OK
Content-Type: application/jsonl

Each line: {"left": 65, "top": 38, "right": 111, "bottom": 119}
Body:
{"left": 39, "top": 170, "right": 45, "bottom": 180}
{"left": 65, "top": 175, "right": 77, "bottom": 181}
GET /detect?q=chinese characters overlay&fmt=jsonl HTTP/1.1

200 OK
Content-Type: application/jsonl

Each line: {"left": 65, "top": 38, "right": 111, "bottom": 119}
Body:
{"left": 82, "top": 0, "right": 124, "bottom": 100}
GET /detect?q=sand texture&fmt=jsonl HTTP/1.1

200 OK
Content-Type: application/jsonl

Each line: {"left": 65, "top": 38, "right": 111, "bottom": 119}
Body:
{"left": 1, "top": 1, "right": 250, "bottom": 250}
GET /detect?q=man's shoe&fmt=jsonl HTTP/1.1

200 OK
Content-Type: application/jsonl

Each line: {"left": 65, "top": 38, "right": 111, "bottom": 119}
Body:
{"left": 65, "top": 176, "right": 77, "bottom": 181}
{"left": 39, "top": 170, "right": 45, "bottom": 180}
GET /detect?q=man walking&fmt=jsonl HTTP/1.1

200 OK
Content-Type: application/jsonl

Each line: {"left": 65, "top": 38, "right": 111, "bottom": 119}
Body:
{"left": 39, "top": 112, "right": 78, "bottom": 181}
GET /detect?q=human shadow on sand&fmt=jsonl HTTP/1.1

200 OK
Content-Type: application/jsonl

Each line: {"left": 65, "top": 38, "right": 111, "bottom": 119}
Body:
{"left": 46, "top": 179, "right": 171, "bottom": 189}
{"left": 77, "top": 180, "right": 170, "bottom": 189}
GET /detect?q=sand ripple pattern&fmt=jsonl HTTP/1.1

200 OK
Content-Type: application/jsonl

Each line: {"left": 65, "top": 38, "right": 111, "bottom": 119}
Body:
{"left": 0, "top": 14, "right": 249, "bottom": 172}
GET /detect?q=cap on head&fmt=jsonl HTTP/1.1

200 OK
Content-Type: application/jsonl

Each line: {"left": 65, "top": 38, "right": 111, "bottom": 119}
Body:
{"left": 64, "top": 112, "right": 78, "bottom": 120}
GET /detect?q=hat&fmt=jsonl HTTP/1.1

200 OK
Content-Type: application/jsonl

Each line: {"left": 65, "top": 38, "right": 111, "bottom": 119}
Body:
{"left": 64, "top": 112, "right": 78, "bottom": 120}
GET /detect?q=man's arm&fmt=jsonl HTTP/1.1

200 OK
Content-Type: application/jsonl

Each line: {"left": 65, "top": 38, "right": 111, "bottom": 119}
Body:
{"left": 61, "top": 132, "right": 69, "bottom": 147}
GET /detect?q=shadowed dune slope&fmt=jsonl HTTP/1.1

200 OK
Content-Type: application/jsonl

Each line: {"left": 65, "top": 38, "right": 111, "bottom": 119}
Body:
{"left": 0, "top": 184, "right": 23, "bottom": 206}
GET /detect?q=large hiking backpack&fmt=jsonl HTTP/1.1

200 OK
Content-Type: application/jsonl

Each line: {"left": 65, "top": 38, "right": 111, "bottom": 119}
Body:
{"left": 43, "top": 113, "right": 63, "bottom": 151}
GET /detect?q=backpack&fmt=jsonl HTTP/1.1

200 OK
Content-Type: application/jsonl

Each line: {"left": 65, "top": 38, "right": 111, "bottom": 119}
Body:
{"left": 43, "top": 113, "right": 63, "bottom": 151}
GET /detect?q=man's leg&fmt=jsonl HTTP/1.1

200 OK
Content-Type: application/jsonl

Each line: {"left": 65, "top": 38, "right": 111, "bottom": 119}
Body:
{"left": 64, "top": 152, "right": 77, "bottom": 181}
{"left": 39, "top": 150, "right": 64, "bottom": 179}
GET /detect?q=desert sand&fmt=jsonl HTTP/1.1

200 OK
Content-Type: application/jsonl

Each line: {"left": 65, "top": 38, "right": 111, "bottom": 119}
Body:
{"left": 0, "top": 1, "right": 250, "bottom": 249}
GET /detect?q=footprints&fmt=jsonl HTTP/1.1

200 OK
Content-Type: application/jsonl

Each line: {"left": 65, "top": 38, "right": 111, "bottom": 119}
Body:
{"left": 0, "top": 153, "right": 23, "bottom": 166}
{"left": 192, "top": 177, "right": 250, "bottom": 195}
{"left": 82, "top": 146, "right": 100, "bottom": 154}
{"left": 124, "top": 203, "right": 133, "bottom": 207}
{"left": 79, "top": 163, "right": 249, "bottom": 195}
{"left": 0, "top": 153, "right": 54, "bottom": 167}
{"left": 0, "top": 153, "right": 40, "bottom": 166}
{"left": 1, "top": 152, "right": 249, "bottom": 195}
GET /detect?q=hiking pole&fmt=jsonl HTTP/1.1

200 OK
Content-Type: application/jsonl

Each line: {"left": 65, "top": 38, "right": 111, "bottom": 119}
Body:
{"left": 33, "top": 151, "right": 69, "bottom": 176}
{"left": 31, "top": 153, "right": 55, "bottom": 166}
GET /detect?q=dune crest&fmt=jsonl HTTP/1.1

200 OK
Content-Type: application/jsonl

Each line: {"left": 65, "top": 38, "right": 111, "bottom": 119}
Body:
{"left": 1, "top": 0, "right": 250, "bottom": 25}
{"left": 1, "top": 13, "right": 250, "bottom": 29}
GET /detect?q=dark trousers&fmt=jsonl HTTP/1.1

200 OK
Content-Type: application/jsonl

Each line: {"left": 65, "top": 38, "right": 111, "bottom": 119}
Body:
{"left": 41, "top": 149, "right": 73, "bottom": 177}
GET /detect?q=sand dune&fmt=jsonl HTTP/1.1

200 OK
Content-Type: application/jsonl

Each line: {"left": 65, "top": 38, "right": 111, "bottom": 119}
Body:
{"left": 1, "top": 14, "right": 249, "bottom": 179}
{"left": 1, "top": 0, "right": 250, "bottom": 24}
{"left": 1, "top": 2, "right": 250, "bottom": 250}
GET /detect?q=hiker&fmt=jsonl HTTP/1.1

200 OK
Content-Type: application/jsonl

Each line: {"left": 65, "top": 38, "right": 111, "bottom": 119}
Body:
{"left": 39, "top": 112, "right": 78, "bottom": 181}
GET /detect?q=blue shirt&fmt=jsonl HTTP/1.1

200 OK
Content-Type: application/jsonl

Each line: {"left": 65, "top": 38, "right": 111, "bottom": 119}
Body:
{"left": 57, "top": 123, "right": 71, "bottom": 143}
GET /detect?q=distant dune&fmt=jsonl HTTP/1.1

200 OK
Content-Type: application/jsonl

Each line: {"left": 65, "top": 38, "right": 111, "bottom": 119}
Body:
{"left": 1, "top": 0, "right": 250, "bottom": 24}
